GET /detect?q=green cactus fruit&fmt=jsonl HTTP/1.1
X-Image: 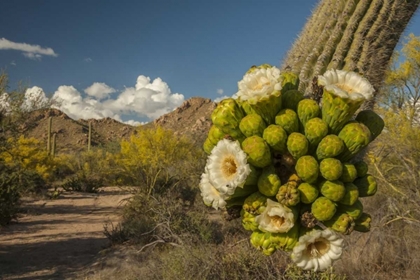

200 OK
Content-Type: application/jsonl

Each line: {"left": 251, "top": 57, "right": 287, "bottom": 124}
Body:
{"left": 311, "top": 197, "right": 337, "bottom": 221}
{"left": 263, "top": 124, "right": 288, "bottom": 153}
{"left": 241, "top": 192, "right": 268, "bottom": 231}
{"left": 287, "top": 132, "right": 309, "bottom": 160}
{"left": 275, "top": 109, "right": 299, "bottom": 134}
{"left": 241, "top": 209, "right": 259, "bottom": 231}
{"left": 276, "top": 183, "right": 300, "bottom": 207}
{"left": 203, "top": 137, "right": 215, "bottom": 154}
{"left": 295, "top": 155, "right": 319, "bottom": 184}
{"left": 339, "top": 183, "right": 359, "bottom": 206}
{"left": 340, "top": 163, "right": 358, "bottom": 183}
{"left": 241, "top": 136, "right": 272, "bottom": 168}
{"left": 282, "top": 90, "right": 304, "bottom": 111}
{"left": 239, "top": 114, "right": 267, "bottom": 138}
{"left": 207, "top": 125, "right": 225, "bottom": 145}
{"left": 324, "top": 212, "right": 354, "bottom": 234}
{"left": 304, "top": 117, "right": 329, "bottom": 153}
{"left": 319, "top": 158, "right": 343, "bottom": 181}
{"left": 297, "top": 182, "right": 319, "bottom": 204}
{"left": 338, "top": 122, "right": 372, "bottom": 162}
{"left": 250, "top": 227, "right": 299, "bottom": 255}
{"left": 353, "top": 174, "right": 377, "bottom": 197}
{"left": 354, "top": 213, "right": 372, "bottom": 232}
{"left": 242, "top": 192, "right": 268, "bottom": 215}
{"left": 211, "top": 98, "right": 245, "bottom": 134}
{"left": 281, "top": 71, "right": 299, "bottom": 92}
{"left": 356, "top": 110, "right": 384, "bottom": 141}
{"left": 297, "top": 99, "right": 321, "bottom": 130}
{"left": 244, "top": 165, "right": 261, "bottom": 186}
{"left": 258, "top": 165, "right": 282, "bottom": 197}
{"left": 250, "top": 230, "right": 277, "bottom": 255}
{"left": 354, "top": 161, "right": 369, "bottom": 177}
{"left": 338, "top": 199, "right": 363, "bottom": 220}
{"left": 316, "top": 135, "right": 345, "bottom": 160}
{"left": 319, "top": 180, "right": 346, "bottom": 202}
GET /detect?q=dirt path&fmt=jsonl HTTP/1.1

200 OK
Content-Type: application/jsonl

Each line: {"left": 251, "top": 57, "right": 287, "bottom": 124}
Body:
{"left": 0, "top": 187, "right": 132, "bottom": 280}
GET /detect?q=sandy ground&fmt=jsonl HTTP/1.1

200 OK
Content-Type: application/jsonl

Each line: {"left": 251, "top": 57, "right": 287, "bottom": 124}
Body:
{"left": 0, "top": 187, "right": 132, "bottom": 280}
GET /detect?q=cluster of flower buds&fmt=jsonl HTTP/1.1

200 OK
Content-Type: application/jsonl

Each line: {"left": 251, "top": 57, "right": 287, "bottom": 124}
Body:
{"left": 199, "top": 64, "right": 384, "bottom": 271}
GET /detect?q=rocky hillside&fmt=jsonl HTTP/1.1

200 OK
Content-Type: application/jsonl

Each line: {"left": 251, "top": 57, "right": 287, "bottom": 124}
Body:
{"left": 23, "top": 97, "right": 215, "bottom": 153}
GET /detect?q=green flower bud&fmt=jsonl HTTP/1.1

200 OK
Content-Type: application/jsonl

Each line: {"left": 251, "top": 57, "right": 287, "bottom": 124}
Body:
{"left": 287, "top": 132, "right": 309, "bottom": 160}
{"left": 250, "top": 230, "right": 277, "bottom": 255}
{"left": 324, "top": 212, "right": 354, "bottom": 234}
{"left": 241, "top": 192, "right": 268, "bottom": 231}
{"left": 211, "top": 98, "right": 245, "bottom": 136}
{"left": 311, "top": 197, "right": 337, "bottom": 221}
{"left": 319, "top": 180, "right": 346, "bottom": 202}
{"left": 353, "top": 174, "right": 377, "bottom": 197}
{"left": 297, "top": 99, "right": 321, "bottom": 130}
{"left": 356, "top": 110, "right": 384, "bottom": 141}
{"left": 263, "top": 125, "right": 288, "bottom": 153}
{"left": 339, "top": 183, "right": 359, "bottom": 206}
{"left": 275, "top": 109, "right": 299, "bottom": 134}
{"left": 258, "top": 165, "right": 282, "bottom": 197}
{"left": 354, "top": 161, "right": 369, "bottom": 177}
{"left": 338, "top": 122, "right": 372, "bottom": 162}
{"left": 354, "top": 213, "right": 372, "bottom": 232}
{"left": 203, "top": 137, "right": 215, "bottom": 154}
{"left": 338, "top": 199, "right": 363, "bottom": 220}
{"left": 295, "top": 155, "right": 319, "bottom": 184}
{"left": 319, "top": 158, "right": 343, "bottom": 181}
{"left": 304, "top": 117, "right": 329, "bottom": 153}
{"left": 316, "top": 135, "right": 345, "bottom": 160}
{"left": 298, "top": 182, "right": 319, "bottom": 204}
{"left": 241, "top": 136, "right": 272, "bottom": 168}
{"left": 340, "top": 163, "right": 358, "bottom": 183}
{"left": 282, "top": 90, "right": 304, "bottom": 111}
{"left": 208, "top": 125, "right": 225, "bottom": 145}
{"left": 239, "top": 114, "right": 267, "bottom": 138}
{"left": 250, "top": 226, "right": 300, "bottom": 255}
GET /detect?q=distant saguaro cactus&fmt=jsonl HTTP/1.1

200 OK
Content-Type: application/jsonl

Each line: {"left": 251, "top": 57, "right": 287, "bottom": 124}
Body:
{"left": 47, "top": 116, "right": 52, "bottom": 154}
{"left": 51, "top": 133, "right": 56, "bottom": 157}
{"left": 282, "top": 0, "right": 420, "bottom": 108}
{"left": 88, "top": 121, "right": 92, "bottom": 151}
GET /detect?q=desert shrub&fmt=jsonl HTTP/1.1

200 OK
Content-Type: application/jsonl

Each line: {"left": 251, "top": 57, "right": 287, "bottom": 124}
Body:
{"left": 117, "top": 126, "right": 205, "bottom": 194}
{"left": 0, "top": 135, "right": 55, "bottom": 181}
{"left": 0, "top": 160, "right": 45, "bottom": 225}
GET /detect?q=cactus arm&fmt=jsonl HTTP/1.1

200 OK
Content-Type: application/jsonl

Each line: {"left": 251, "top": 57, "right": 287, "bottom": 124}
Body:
{"left": 47, "top": 116, "right": 52, "bottom": 154}
{"left": 51, "top": 133, "right": 56, "bottom": 157}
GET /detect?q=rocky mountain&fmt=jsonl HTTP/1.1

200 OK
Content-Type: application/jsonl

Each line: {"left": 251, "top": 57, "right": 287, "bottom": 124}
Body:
{"left": 23, "top": 97, "right": 215, "bottom": 153}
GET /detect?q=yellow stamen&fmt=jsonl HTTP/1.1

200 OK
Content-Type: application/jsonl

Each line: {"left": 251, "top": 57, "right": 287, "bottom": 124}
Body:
{"left": 336, "top": 83, "right": 355, "bottom": 94}
{"left": 270, "top": 215, "right": 285, "bottom": 228}
{"left": 305, "top": 238, "right": 330, "bottom": 258}
{"left": 222, "top": 156, "right": 237, "bottom": 179}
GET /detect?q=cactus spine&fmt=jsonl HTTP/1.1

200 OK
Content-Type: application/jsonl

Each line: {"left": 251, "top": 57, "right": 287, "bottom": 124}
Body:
{"left": 282, "top": 0, "right": 420, "bottom": 108}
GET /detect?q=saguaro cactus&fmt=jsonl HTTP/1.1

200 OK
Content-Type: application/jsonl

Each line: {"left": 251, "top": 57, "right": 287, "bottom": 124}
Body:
{"left": 88, "top": 121, "right": 92, "bottom": 151}
{"left": 47, "top": 116, "right": 52, "bottom": 154}
{"left": 51, "top": 133, "right": 56, "bottom": 157}
{"left": 282, "top": 0, "right": 420, "bottom": 107}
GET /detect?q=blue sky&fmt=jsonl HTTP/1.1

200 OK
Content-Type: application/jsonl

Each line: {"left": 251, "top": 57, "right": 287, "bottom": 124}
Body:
{"left": 1, "top": 0, "right": 420, "bottom": 124}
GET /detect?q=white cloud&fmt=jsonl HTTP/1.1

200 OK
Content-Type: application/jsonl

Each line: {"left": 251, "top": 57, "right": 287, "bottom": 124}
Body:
{"left": 84, "top": 82, "right": 116, "bottom": 100}
{"left": 84, "top": 58, "right": 93, "bottom": 62}
{"left": 214, "top": 95, "right": 230, "bottom": 103}
{"left": 217, "top": 88, "right": 224, "bottom": 95}
{"left": 50, "top": 75, "right": 184, "bottom": 124}
{"left": 23, "top": 86, "right": 49, "bottom": 111}
{"left": 10, "top": 61, "right": 16, "bottom": 66}
{"left": 0, "top": 38, "right": 58, "bottom": 60}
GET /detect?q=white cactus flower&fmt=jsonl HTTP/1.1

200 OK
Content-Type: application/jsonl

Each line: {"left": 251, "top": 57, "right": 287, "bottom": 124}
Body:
{"left": 199, "top": 172, "right": 228, "bottom": 210}
{"left": 206, "top": 139, "right": 251, "bottom": 195}
{"left": 291, "top": 228, "right": 344, "bottom": 271}
{"left": 318, "top": 69, "right": 374, "bottom": 101}
{"left": 255, "top": 199, "right": 295, "bottom": 233}
{"left": 235, "top": 66, "right": 282, "bottom": 103}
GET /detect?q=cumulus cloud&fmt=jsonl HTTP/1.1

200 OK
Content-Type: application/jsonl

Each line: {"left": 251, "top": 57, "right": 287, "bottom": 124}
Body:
{"left": 50, "top": 75, "right": 184, "bottom": 125}
{"left": 0, "top": 86, "right": 49, "bottom": 113}
{"left": 217, "top": 88, "right": 224, "bottom": 95}
{"left": 84, "top": 82, "right": 116, "bottom": 100}
{"left": 0, "top": 38, "right": 58, "bottom": 60}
